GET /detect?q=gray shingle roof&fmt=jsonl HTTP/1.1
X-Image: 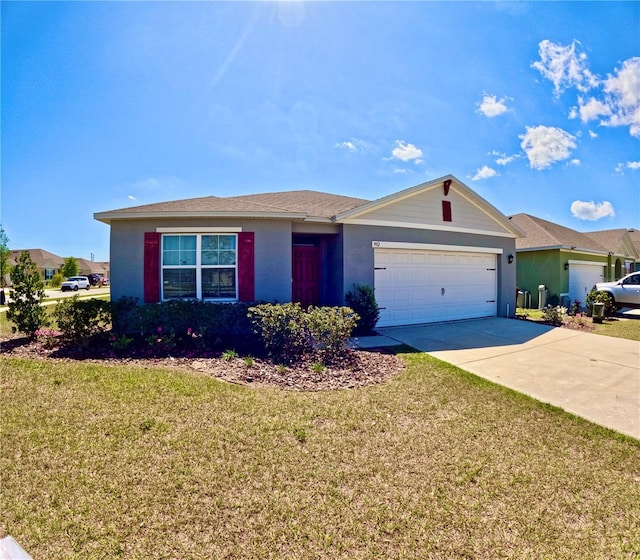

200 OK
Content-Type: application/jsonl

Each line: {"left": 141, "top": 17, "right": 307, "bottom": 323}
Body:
{"left": 585, "top": 228, "right": 640, "bottom": 258}
{"left": 510, "top": 214, "right": 608, "bottom": 253}
{"left": 9, "top": 249, "right": 65, "bottom": 269}
{"left": 95, "top": 190, "right": 369, "bottom": 222}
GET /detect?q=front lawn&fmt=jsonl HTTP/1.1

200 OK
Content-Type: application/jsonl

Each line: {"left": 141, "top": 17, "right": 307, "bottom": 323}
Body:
{"left": 1, "top": 355, "right": 639, "bottom": 559}
{"left": 517, "top": 307, "right": 640, "bottom": 341}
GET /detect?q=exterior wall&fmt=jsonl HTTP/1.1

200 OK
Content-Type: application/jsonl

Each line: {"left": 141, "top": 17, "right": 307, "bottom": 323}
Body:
{"left": 341, "top": 224, "right": 518, "bottom": 317}
{"left": 109, "top": 218, "right": 295, "bottom": 303}
{"left": 516, "top": 249, "right": 608, "bottom": 307}
{"left": 516, "top": 250, "right": 563, "bottom": 308}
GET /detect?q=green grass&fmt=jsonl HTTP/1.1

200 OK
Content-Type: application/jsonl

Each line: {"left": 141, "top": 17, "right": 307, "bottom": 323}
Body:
{"left": 592, "top": 316, "right": 640, "bottom": 341}
{"left": 1, "top": 355, "right": 639, "bottom": 559}
{"left": 516, "top": 307, "right": 640, "bottom": 341}
{"left": 0, "top": 293, "right": 111, "bottom": 337}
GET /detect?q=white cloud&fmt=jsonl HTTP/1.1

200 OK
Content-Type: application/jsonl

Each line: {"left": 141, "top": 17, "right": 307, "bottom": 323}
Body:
{"left": 577, "top": 96, "right": 612, "bottom": 122}
{"left": 477, "top": 94, "right": 510, "bottom": 117}
{"left": 627, "top": 161, "right": 640, "bottom": 170}
{"left": 532, "top": 39, "right": 598, "bottom": 95}
{"left": 570, "top": 200, "right": 615, "bottom": 221}
{"left": 336, "top": 141, "right": 357, "bottom": 152}
{"left": 601, "top": 57, "right": 640, "bottom": 137}
{"left": 490, "top": 150, "right": 519, "bottom": 166}
{"left": 390, "top": 140, "right": 424, "bottom": 163}
{"left": 519, "top": 125, "right": 577, "bottom": 170}
{"left": 127, "top": 195, "right": 138, "bottom": 201}
{"left": 392, "top": 168, "right": 408, "bottom": 174}
{"left": 472, "top": 166, "right": 498, "bottom": 180}
{"left": 569, "top": 159, "right": 581, "bottom": 166}
{"left": 588, "top": 130, "right": 598, "bottom": 138}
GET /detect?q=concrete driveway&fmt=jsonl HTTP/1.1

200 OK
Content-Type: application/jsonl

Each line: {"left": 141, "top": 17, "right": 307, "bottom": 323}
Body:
{"left": 376, "top": 318, "right": 640, "bottom": 440}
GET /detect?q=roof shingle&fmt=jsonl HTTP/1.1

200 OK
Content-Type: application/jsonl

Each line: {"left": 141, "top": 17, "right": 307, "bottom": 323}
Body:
{"left": 96, "top": 190, "right": 369, "bottom": 222}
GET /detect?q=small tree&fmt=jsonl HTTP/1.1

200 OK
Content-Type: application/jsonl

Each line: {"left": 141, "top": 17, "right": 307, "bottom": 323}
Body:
{"left": 61, "top": 256, "right": 79, "bottom": 278}
{"left": 7, "top": 251, "right": 49, "bottom": 337}
{"left": 0, "top": 225, "right": 10, "bottom": 304}
{"left": 345, "top": 284, "right": 380, "bottom": 335}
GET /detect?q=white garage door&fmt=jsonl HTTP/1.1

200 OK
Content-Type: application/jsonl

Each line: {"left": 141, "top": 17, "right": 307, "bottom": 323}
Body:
{"left": 568, "top": 262, "right": 604, "bottom": 305}
{"left": 374, "top": 247, "right": 497, "bottom": 327}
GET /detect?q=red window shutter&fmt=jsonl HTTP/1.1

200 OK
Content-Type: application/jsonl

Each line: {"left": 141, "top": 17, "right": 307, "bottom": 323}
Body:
{"left": 442, "top": 200, "right": 452, "bottom": 222}
{"left": 238, "top": 232, "right": 255, "bottom": 302}
{"left": 144, "top": 232, "right": 161, "bottom": 303}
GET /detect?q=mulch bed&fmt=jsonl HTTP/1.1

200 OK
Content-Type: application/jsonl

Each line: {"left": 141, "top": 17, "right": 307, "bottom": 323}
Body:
{"left": 0, "top": 335, "right": 405, "bottom": 392}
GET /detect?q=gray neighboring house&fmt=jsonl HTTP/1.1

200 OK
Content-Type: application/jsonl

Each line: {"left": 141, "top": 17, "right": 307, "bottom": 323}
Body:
{"left": 8, "top": 249, "right": 64, "bottom": 283}
{"left": 584, "top": 228, "right": 640, "bottom": 276}
{"left": 94, "top": 175, "right": 522, "bottom": 327}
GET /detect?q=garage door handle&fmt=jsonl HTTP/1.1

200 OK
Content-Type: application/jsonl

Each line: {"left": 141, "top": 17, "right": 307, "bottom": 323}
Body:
{"left": 375, "top": 267, "right": 387, "bottom": 270}
{"left": 486, "top": 300, "right": 496, "bottom": 303}
{"left": 487, "top": 268, "right": 496, "bottom": 271}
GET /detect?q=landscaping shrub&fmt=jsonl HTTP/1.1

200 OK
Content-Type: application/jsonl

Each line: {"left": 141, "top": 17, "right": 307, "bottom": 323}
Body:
{"left": 248, "top": 302, "right": 310, "bottom": 363}
{"left": 249, "top": 303, "right": 358, "bottom": 363}
{"left": 586, "top": 289, "right": 616, "bottom": 317}
{"left": 542, "top": 305, "right": 567, "bottom": 326}
{"left": 345, "top": 284, "right": 379, "bottom": 335}
{"left": 306, "top": 306, "right": 359, "bottom": 362}
{"left": 49, "top": 273, "right": 64, "bottom": 288}
{"left": 111, "top": 297, "right": 256, "bottom": 353}
{"left": 53, "top": 296, "right": 112, "bottom": 348}
{"left": 6, "top": 251, "right": 49, "bottom": 337}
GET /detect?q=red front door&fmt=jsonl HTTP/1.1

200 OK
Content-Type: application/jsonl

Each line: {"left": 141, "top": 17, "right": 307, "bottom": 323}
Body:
{"left": 292, "top": 246, "right": 321, "bottom": 307}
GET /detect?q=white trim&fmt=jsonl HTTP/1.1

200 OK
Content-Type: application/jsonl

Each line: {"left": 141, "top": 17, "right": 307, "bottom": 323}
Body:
{"left": 560, "top": 247, "right": 609, "bottom": 256}
{"left": 568, "top": 260, "right": 606, "bottom": 267}
{"left": 157, "top": 227, "right": 242, "bottom": 233}
{"left": 161, "top": 233, "right": 239, "bottom": 301}
{"left": 372, "top": 241, "right": 504, "bottom": 254}
{"left": 343, "top": 218, "right": 517, "bottom": 238}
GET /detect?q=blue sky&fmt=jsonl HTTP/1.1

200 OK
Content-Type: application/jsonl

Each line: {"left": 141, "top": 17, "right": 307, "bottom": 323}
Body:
{"left": 2, "top": 1, "right": 639, "bottom": 263}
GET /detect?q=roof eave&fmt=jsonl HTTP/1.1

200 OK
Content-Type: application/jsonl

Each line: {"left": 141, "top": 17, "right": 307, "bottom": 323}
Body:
{"left": 516, "top": 244, "right": 610, "bottom": 256}
{"left": 94, "top": 210, "right": 309, "bottom": 224}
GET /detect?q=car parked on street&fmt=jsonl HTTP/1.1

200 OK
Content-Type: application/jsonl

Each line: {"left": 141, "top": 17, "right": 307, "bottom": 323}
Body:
{"left": 594, "top": 271, "right": 640, "bottom": 309}
{"left": 86, "top": 273, "right": 102, "bottom": 286}
{"left": 60, "top": 276, "right": 91, "bottom": 292}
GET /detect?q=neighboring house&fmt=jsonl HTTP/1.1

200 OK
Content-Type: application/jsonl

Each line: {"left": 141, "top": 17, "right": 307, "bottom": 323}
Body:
{"left": 77, "top": 258, "right": 110, "bottom": 280}
{"left": 584, "top": 228, "right": 640, "bottom": 277}
{"left": 8, "top": 249, "right": 65, "bottom": 283}
{"left": 95, "top": 175, "right": 522, "bottom": 327}
{"left": 509, "top": 214, "right": 639, "bottom": 308}
{"left": 6, "top": 249, "right": 111, "bottom": 285}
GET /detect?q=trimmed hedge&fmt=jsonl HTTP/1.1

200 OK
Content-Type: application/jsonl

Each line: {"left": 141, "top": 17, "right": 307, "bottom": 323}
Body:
{"left": 111, "top": 297, "right": 256, "bottom": 353}
{"left": 248, "top": 302, "right": 359, "bottom": 364}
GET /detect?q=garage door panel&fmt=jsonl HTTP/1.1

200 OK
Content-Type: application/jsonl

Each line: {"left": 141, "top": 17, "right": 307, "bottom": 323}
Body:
{"left": 568, "top": 264, "right": 604, "bottom": 303}
{"left": 374, "top": 248, "right": 497, "bottom": 327}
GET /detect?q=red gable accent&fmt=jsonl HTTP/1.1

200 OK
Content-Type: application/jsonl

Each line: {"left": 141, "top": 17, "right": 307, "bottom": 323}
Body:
{"left": 443, "top": 179, "right": 452, "bottom": 196}
{"left": 238, "top": 232, "right": 255, "bottom": 302}
{"left": 143, "top": 232, "right": 161, "bottom": 303}
{"left": 442, "top": 200, "right": 452, "bottom": 222}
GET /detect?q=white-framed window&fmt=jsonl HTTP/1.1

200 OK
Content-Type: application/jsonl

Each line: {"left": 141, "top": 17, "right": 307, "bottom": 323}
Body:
{"left": 161, "top": 234, "right": 237, "bottom": 300}
{"left": 44, "top": 269, "right": 56, "bottom": 281}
